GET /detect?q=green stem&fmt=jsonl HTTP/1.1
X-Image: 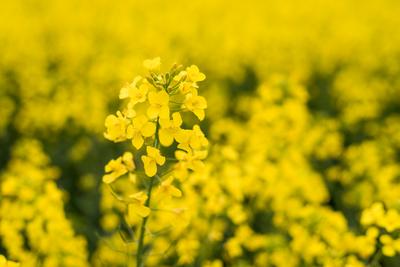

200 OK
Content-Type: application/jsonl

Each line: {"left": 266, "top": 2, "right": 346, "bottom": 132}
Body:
{"left": 136, "top": 119, "right": 160, "bottom": 267}
{"left": 369, "top": 249, "right": 382, "bottom": 267}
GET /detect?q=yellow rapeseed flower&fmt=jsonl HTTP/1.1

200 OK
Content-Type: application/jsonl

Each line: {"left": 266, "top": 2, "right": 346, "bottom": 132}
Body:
{"left": 380, "top": 209, "right": 400, "bottom": 232}
{"left": 380, "top": 235, "right": 400, "bottom": 257}
{"left": 156, "top": 176, "right": 182, "bottom": 199}
{"left": 141, "top": 146, "right": 166, "bottom": 177}
{"left": 128, "top": 191, "right": 151, "bottom": 218}
{"left": 159, "top": 112, "right": 182, "bottom": 146}
{"left": 103, "top": 152, "right": 135, "bottom": 184}
{"left": 126, "top": 114, "right": 156, "bottom": 149}
{"left": 175, "top": 149, "right": 206, "bottom": 173}
{"left": 186, "top": 65, "right": 206, "bottom": 82}
{"left": 147, "top": 90, "right": 170, "bottom": 119}
{"left": 175, "top": 126, "right": 208, "bottom": 152}
{"left": 360, "top": 202, "right": 385, "bottom": 226}
{"left": 104, "top": 111, "right": 129, "bottom": 142}
{"left": 119, "top": 76, "right": 143, "bottom": 99}
{"left": 183, "top": 89, "right": 207, "bottom": 121}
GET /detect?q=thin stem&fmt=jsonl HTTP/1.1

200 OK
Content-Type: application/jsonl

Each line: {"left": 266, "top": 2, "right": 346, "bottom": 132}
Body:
{"left": 369, "top": 249, "right": 382, "bottom": 267}
{"left": 136, "top": 119, "right": 160, "bottom": 267}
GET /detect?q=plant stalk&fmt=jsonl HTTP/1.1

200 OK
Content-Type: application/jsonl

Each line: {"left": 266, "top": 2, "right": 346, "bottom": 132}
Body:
{"left": 136, "top": 119, "right": 160, "bottom": 267}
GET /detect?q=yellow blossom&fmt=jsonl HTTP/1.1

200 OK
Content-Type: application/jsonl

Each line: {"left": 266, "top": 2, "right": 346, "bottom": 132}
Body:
{"left": 103, "top": 152, "right": 134, "bottom": 184}
{"left": 175, "top": 149, "right": 206, "bottom": 172}
{"left": 380, "top": 209, "right": 400, "bottom": 232}
{"left": 380, "top": 235, "right": 400, "bottom": 257}
{"left": 141, "top": 146, "right": 166, "bottom": 177}
{"left": 159, "top": 112, "right": 182, "bottom": 146}
{"left": 120, "top": 77, "right": 151, "bottom": 108}
{"left": 360, "top": 202, "right": 385, "bottom": 226}
{"left": 190, "top": 125, "right": 209, "bottom": 149}
{"left": 104, "top": 111, "right": 128, "bottom": 142}
{"left": 126, "top": 114, "right": 156, "bottom": 149}
{"left": 225, "top": 238, "right": 242, "bottom": 258}
{"left": 186, "top": 65, "right": 206, "bottom": 82}
{"left": 175, "top": 126, "right": 208, "bottom": 152}
{"left": 119, "top": 76, "right": 142, "bottom": 99}
{"left": 128, "top": 191, "right": 151, "bottom": 218}
{"left": 147, "top": 90, "right": 170, "bottom": 119}
{"left": 179, "top": 81, "right": 195, "bottom": 94}
{"left": 183, "top": 89, "right": 207, "bottom": 120}
{"left": 156, "top": 176, "right": 182, "bottom": 199}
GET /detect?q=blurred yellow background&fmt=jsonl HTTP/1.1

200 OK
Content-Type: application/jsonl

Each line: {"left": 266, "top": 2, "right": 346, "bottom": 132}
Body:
{"left": 1, "top": 0, "right": 400, "bottom": 266}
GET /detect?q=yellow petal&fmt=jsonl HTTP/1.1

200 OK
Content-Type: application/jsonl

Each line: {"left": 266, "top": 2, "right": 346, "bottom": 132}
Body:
{"left": 132, "top": 135, "right": 144, "bottom": 149}
{"left": 142, "top": 156, "right": 157, "bottom": 177}
{"left": 159, "top": 106, "right": 170, "bottom": 119}
{"left": 382, "top": 246, "right": 396, "bottom": 257}
{"left": 381, "top": 235, "right": 392, "bottom": 244}
{"left": 148, "top": 91, "right": 157, "bottom": 104}
{"left": 175, "top": 150, "right": 187, "bottom": 161}
{"left": 129, "top": 203, "right": 151, "bottom": 218}
{"left": 122, "top": 152, "right": 133, "bottom": 162}
{"left": 129, "top": 173, "right": 137, "bottom": 183}
{"left": 175, "top": 129, "right": 191, "bottom": 143}
{"left": 171, "top": 186, "right": 182, "bottom": 197}
{"left": 156, "top": 154, "right": 166, "bottom": 165}
{"left": 158, "top": 90, "right": 170, "bottom": 104}
{"left": 194, "top": 109, "right": 205, "bottom": 121}
{"left": 192, "top": 160, "right": 205, "bottom": 172}
{"left": 103, "top": 174, "right": 116, "bottom": 184}
{"left": 141, "top": 122, "right": 156, "bottom": 137}
{"left": 172, "top": 112, "right": 183, "bottom": 127}
{"left": 136, "top": 205, "right": 151, "bottom": 217}
{"left": 119, "top": 86, "right": 130, "bottom": 99}
{"left": 129, "top": 191, "right": 148, "bottom": 203}
{"left": 163, "top": 176, "right": 174, "bottom": 185}
{"left": 159, "top": 129, "right": 174, "bottom": 146}
{"left": 133, "top": 114, "right": 147, "bottom": 128}
{"left": 147, "top": 106, "right": 159, "bottom": 119}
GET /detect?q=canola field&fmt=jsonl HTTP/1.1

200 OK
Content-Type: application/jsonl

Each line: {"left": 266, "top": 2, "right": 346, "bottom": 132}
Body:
{"left": 1, "top": 1, "right": 400, "bottom": 266}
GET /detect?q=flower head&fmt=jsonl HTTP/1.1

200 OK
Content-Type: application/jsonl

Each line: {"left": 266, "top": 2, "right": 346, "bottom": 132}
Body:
{"left": 141, "top": 146, "right": 166, "bottom": 177}
{"left": 147, "top": 90, "right": 170, "bottom": 119}
{"left": 103, "top": 152, "right": 135, "bottom": 184}
{"left": 104, "top": 111, "right": 129, "bottom": 142}
{"left": 380, "top": 235, "right": 400, "bottom": 257}
{"left": 126, "top": 114, "right": 156, "bottom": 149}
{"left": 183, "top": 90, "right": 207, "bottom": 121}
{"left": 128, "top": 191, "right": 151, "bottom": 218}
{"left": 156, "top": 176, "right": 182, "bottom": 199}
{"left": 159, "top": 112, "right": 183, "bottom": 146}
{"left": 186, "top": 65, "right": 206, "bottom": 82}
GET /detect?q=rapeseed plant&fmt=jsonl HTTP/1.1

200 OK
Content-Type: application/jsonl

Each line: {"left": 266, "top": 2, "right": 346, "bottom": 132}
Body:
{"left": 102, "top": 58, "right": 208, "bottom": 266}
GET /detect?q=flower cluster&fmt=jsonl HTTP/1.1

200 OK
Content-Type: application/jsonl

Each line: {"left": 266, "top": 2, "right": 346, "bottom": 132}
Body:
{"left": 0, "top": 140, "right": 89, "bottom": 267}
{"left": 361, "top": 203, "right": 400, "bottom": 257}
{"left": 101, "top": 58, "right": 208, "bottom": 265}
